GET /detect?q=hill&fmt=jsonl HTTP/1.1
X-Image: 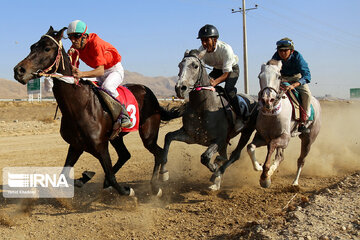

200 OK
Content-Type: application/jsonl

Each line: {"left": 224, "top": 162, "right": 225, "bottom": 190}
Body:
{"left": 0, "top": 71, "right": 177, "bottom": 99}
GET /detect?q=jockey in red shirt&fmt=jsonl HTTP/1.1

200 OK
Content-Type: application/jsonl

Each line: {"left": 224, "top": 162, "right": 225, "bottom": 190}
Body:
{"left": 67, "top": 20, "right": 132, "bottom": 138}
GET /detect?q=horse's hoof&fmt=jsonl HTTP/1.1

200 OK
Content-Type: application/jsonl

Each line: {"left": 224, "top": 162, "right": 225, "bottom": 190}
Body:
{"left": 129, "top": 188, "right": 135, "bottom": 197}
{"left": 260, "top": 178, "right": 271, "bottom": 188}
{"left": 74, "top": 179, "right": 84, "bottom": 188}
{"left": 156, "top": 188, "right": 163, "bottom": 198}
{"left": 159, "top": 171, "right": 169, "bottom": 182}
{"left": 209, "top": 184, "right": 220, "bottom": 191}
{"left": 209, "top": 175, "right": 221, "bottom": 191}
{"left": 82, "top": 171, "right": 95, "bottom": 180}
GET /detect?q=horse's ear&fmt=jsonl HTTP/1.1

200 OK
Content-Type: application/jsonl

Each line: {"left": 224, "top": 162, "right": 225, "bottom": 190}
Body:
{"left": 198, "top": 50, "right": 206, "bottom": 59}
{"left": 276, "top": 60, "right": 282, "bottom": 69}
{"left": 261, "top": 63, "right": 266, "bottom": 72}
{"left": 46, "top": 26, "right": 54, "bottom": 35}
{"left": 55, "top": 27, "right": 67, "bottom": 40}
{"left": 184, "top": 49, "right": 190, "bottom": 57}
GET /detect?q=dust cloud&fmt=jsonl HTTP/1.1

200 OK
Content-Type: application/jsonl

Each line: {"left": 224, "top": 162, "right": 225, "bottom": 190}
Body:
{"left": 164, "top": 100, "right": 360, "bottom": 188}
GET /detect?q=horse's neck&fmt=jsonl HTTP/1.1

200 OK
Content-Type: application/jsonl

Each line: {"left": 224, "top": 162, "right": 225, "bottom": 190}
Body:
{"left": 189, "top": 71, "right": 222, "bottom": 111}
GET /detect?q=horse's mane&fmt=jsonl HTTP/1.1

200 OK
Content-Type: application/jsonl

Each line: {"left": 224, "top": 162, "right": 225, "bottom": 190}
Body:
{"left": 188, "top": 49, "right": 200, "bottom": 56}
{"left": 266, "top": 59, "right": 279, "bottom": 66}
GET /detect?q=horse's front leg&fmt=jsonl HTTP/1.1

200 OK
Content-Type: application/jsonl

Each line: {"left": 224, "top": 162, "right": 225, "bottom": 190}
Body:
{"left": 161, "top": 128, "right": 196, "bottom": 182}
{"left": 61, "top": 145, "right": 86, "bottom": 188}
{"left": 247, "top": 132, "right": 267, "bottom": 171}
{"left": 209, "top": 126, "right": 255, "bottom": 191}
{"left": 268, "top": 148, "right": 284, "bottom": 176}
{"left": 201, "top": 143, "right": 220, "bottom": 172}
{"left": 260, "top": 134, "right": 290, "bottom": 188}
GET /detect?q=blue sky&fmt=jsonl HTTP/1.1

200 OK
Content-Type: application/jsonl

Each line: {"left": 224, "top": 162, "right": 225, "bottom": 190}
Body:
{"left": 2, "top": 0, "right": 359, "bottom": 98}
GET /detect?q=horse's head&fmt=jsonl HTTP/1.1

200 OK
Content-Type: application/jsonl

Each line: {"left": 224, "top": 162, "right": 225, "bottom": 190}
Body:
{"left": 14, "top": 26, "right": 67, "bottom": 84}
{"left": 176, "top": 49, "right": 207, "bottom": 99}
{"left": 258, "top": 60, "right": 283, "bottom": 110}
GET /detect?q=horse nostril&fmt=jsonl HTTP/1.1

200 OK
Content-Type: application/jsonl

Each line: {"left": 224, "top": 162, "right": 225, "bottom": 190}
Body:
{"left": 17, "top": 66, "right": 26, "bottom": 75}
{"left": 181, "top": 86, "right": 187, "bottom": 91}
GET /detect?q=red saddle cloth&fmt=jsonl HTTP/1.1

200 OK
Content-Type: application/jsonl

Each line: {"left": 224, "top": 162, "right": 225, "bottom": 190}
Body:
{"left": 115, "top": 86, "right": 139, "bottom": 132}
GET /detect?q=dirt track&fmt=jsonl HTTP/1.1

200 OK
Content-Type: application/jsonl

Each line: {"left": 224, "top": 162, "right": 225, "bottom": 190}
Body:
{"left": 0, "top": 100, "right": 359, "bottom": 239}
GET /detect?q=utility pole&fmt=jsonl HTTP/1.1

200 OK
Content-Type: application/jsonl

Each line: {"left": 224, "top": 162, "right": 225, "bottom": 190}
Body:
{"left": 232, "top": 1, "right": 257, "bottom": 94}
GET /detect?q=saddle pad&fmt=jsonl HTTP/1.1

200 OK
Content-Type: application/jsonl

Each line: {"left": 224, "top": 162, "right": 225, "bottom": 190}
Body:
{"left": 237, "top": 95, "right": 249, "bottom": 117}
{"left": 115, "top": 86, "right": 139, "bottom": 132}
{"left": 89, "top": 81, "right": 139, "bottom": 132}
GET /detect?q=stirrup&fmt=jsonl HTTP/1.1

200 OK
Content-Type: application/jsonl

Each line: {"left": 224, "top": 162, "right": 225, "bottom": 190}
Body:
{"left": 120, "top": 116, "right": 132, "bottom": 128}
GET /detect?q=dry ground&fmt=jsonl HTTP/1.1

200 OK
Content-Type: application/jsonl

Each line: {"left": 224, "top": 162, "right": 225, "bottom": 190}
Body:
{"left": 0, "top": 100, "right": 359, "bottom": 239}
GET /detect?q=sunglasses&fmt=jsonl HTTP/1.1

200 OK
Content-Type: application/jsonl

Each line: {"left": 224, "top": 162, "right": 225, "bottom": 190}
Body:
{"left": 68, "top": 33, "right": 83, "bottom": 40}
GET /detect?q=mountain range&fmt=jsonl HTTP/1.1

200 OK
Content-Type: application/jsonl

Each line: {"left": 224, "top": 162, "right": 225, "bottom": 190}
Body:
{"left": 0, "top": 71, "right": 178, "bottom": 99}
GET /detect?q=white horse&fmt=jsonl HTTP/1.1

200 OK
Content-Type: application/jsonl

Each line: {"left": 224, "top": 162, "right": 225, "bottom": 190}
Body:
{"left": 247, "top": 60, "right": 321, "bottom": 188}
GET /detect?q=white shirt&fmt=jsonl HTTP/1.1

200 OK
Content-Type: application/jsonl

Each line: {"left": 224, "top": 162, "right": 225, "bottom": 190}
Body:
{"left": 199, "top": 40, "right": 239, "bottom": 72}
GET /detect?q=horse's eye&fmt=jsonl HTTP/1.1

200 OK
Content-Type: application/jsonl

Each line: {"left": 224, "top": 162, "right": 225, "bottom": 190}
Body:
{"left": 191, "top": 63, "right": 198, "bottom": 69}
{"left": 45, "top": 47, "right": 51, "bottom": 52}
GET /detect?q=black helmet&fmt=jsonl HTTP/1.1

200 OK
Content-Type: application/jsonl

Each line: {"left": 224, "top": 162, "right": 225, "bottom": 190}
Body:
{"left": 197, "top": 24, "right": 219, "bottom": 39}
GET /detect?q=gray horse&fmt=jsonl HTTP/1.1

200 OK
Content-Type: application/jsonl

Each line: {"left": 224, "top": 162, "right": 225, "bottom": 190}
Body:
{"left": 247, "top": 60, "right": 321, "bottom": 188}
{"left": 160, "top": 49, "right": 258, "bottom": 190}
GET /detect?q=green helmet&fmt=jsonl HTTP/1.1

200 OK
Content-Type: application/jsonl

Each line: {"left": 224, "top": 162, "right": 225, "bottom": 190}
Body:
{"left": 197, "top": 24, "right": 219, "bottom": 39}
{"left": 276, "top": 37, "right": 294, "bottom": 50}
{"left": 67, "top": 20, "right": 89, "bottom": 36}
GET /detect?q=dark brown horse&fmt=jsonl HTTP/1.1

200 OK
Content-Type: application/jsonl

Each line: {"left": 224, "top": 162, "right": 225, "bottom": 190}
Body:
{"left": 14, "top": 26, "right": 182, "bottom": 196}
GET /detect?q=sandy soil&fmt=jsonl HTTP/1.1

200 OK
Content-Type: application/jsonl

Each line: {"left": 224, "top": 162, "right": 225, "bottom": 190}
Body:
{"left": 0, "top": 100, "right": 359, "bottom": 239}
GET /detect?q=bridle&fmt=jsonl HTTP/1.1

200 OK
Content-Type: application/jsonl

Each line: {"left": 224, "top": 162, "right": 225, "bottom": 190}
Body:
{"left": 34, "top": 34, "right": 79, "bottom": 84}
{"left": 181, "top": 55, "right": 214, "bottom": 92}
{"left": 258, "top": 73, "right": 286, "bottom": 114}
{"left": 34, "top": 35, "right": 65, "bottom": 78}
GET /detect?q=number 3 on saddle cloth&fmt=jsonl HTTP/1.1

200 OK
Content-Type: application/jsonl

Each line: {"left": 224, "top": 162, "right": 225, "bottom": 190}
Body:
{"left": 282, "top": 82, "right": 314, "bottom": 122}
{"left": 91, "top": 81, "right": 139, "bottom": 132}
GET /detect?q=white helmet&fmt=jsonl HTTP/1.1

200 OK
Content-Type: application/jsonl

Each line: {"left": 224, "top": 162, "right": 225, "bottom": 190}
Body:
{"left": 67, "top": 20, "right": 88, "bottom": 35}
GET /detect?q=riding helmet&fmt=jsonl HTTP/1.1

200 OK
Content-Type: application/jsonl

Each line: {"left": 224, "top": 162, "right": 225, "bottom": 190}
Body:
{"left": 276, "top": 37, "right": 294, "bottom": 50}
{"left": 197, "top": 24, "right": 219, "bottom": 39}
{"left": 67, "top": 20, "right": 89, "bottom": 36}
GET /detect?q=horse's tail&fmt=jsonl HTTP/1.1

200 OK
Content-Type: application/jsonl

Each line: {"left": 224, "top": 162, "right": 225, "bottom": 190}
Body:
{"left": 160, "top": 104, "right": 185, "bottom": 121}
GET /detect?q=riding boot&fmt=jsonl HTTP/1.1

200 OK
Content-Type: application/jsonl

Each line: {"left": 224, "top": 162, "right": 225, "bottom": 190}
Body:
{"left": 298, "top": 108, "right": 310, "bottom": 134}
{"left": 110, "top": 105, "right": 132, "bottom": 140}
{"left": 298, "top": 123, "right": 310, "bottom": 134}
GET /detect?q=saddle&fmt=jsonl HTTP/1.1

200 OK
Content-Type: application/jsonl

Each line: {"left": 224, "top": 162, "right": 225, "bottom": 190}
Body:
{"left": 282, "top": 83, "right": 314, "bottom": 122}
{"left": 87, "top": 81, "right": 139, "bottom": 132}
{"left": 214, "top": 86, "right": 256, "bottom": 124}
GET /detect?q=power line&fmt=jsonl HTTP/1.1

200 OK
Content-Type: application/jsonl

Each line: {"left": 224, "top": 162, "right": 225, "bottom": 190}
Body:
{"left": 261, "top": 0, "right": 360, "bottom": 40}
{"left": 249, "top": 5, "right": 360, "bottom": 50}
